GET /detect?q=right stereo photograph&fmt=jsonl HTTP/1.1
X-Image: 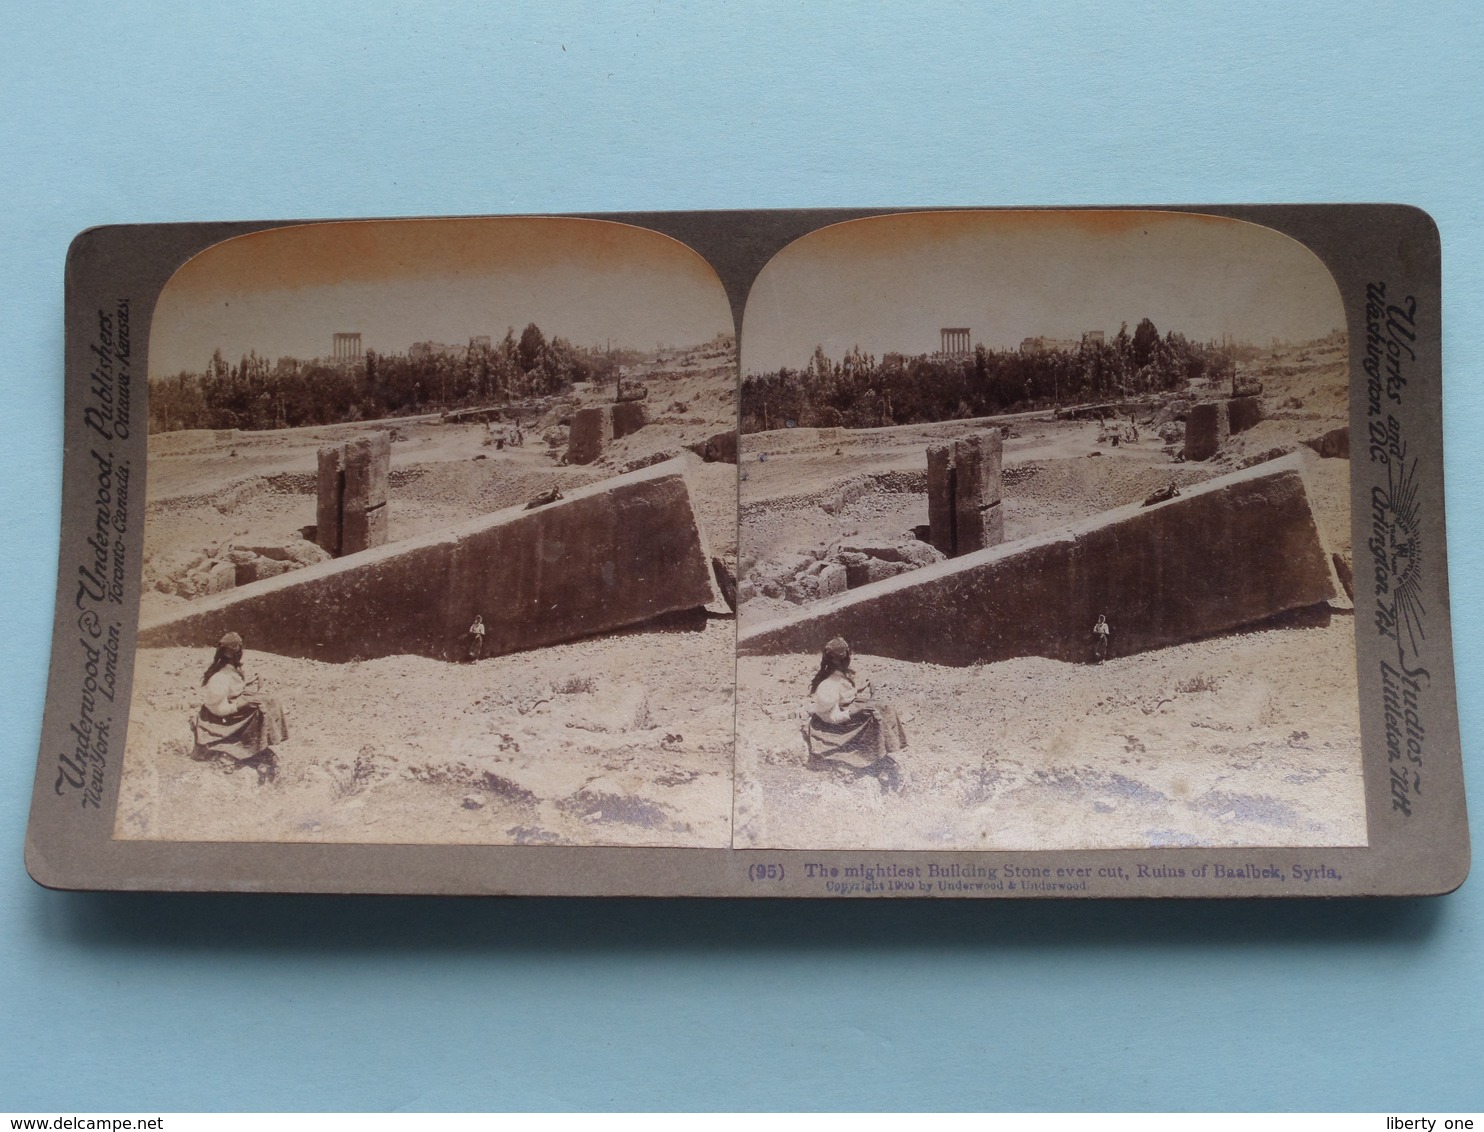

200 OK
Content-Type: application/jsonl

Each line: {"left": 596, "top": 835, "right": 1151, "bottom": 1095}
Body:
{"left": 732, "top": 209, "right": 1362, "bottom": 853}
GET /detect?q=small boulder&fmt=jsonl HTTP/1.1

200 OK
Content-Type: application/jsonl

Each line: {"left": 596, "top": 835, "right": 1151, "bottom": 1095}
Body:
{"left": 203, "top": 561, "right": 236, "bottom": 595}
{"left": 756, "top": 553, "right": 812, "bottom": 585}
{"left": 897, "top": 540, "right": 944, "bottom": 568}
{"left": 838, "top": 539, "right": 909, "bottom": 563}
{"left": 1303, "top": 426, "right": 1350, "bottom": 459}
{"left": 845, "top": 558, "right": 909, "bottom": 589}
{"left": 243, "top": 544, "right": 293, "bottom": 562}
{"left": 284, "top": 539, "right": 333, "bottom": 566}
{"left": 816, "top": 562, "right": 847, "bottom": 597}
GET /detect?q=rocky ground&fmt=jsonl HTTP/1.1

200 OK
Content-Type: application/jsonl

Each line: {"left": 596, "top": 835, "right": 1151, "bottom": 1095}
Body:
{"left": 734, "top": 619, "right": 1364, "bottom": 851}
{"left": 119, "top": 344, "right": 739, "bottom": 847}
{"left": 118, "top": 619, "right": 735, "bottom": 846}
{"left": 733, "top": 336, "right": 1366, "bottom": 850}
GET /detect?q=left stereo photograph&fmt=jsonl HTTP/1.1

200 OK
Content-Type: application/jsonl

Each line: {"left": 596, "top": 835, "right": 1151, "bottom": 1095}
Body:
{"left": 76, "top": 217, "right": 740, "bottom": 851}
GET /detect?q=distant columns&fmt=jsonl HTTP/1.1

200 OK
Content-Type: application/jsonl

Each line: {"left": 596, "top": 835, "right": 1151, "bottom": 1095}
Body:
{"left": 940, "top": 327, "right": 971, "bottom": 356}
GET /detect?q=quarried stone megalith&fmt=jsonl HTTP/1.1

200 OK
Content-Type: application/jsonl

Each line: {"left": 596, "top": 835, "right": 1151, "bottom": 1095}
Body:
{"left": 952, "top": 431, "right": 1004, "bottom": 553}
{"left": 1184, "top": 402, "right": 1229, "bottom": 461}
{"left": 341, "top": 433, "right": 391, "bottom": 554}
{"left": 315, "top": 444, "right": 345, "bottom": 557}
{"left": 611, "top": 400, "right": 648, "bottom": 439}
{"left": 316, "top": 431, "right": 391, "bottom": 557}
{"left": 739, "top": 455, "right": 1337, "bottom": 666}
{"left": 568, "top": 405, "right": 614, "bottom": 465}
{"left": 926, "top": 443, "right": 956, "bottom": 557}
{"left": 139, "top": 458, "right": 720, "bottom": 663}
{"left": 927, "top": 429, "right": 1004, "bottom": 557}
{"left": 1227, "top": 395, "right": 1263, "bottom": 435}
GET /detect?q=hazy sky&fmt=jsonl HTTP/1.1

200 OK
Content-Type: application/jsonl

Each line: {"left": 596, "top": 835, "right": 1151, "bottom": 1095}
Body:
{"left": 149, "top": 217, "right": 734, "bottom": 377}
{"left": 741, "top": 210, "right": 1345, "bottom": 374}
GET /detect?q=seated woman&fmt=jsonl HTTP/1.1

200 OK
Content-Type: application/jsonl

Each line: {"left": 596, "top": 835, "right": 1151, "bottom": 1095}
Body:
{"left": 806, "top": 637, "right": 906, "bottom": 778}
{"left": 193, "top": 632, "right": 288, "bottom": 781}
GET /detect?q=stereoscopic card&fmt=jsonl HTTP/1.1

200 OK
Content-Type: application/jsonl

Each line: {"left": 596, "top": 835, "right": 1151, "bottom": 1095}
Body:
{"left": 26, "top": 206, "right": 1468, "bottom": 897}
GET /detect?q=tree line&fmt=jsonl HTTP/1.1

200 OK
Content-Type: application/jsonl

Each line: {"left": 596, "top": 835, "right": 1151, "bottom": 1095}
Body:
{"left": 740, "top": 319, "right": 1238, "bottom": 433}
{"left": 148, "top": 323, "right": 619, "bottom": 433}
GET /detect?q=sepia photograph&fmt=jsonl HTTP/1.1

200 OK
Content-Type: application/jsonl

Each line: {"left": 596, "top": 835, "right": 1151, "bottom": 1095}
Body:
{"left": 114, "top": 216, "right": 740, "bottom": 847}
{"left": 732, "top": 210, "right": 1363, "bottom": 851}
{"left": 30, "top": 204, "right": 1459, "bottom": 898}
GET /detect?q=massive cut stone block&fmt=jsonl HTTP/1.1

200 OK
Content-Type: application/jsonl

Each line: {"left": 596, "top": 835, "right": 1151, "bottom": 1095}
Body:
{"left": 954, "top": 430, "right": 1003, "bottom": 506}
{"left": 611, "top": 400, "right": 648, "bottom": 439}
{"left": 343, "top": 502, "right": 388, "bottom": 555}
{"left": 315, "top": 444, "right": 345, "bottom": 556}
{"left": 568, "top": 405, "right": 613, "bottom": 465}
{"left": 926, "top": 443, "right": 956, "bottom": 557}
{"left": 739, "top": 455, "right": 1337, "bottom": 667}
{"left": 1227, "top": 395, "right": 1263, "bottom": 435}
{"left": 139, "top": 459, "right": 721, "bottom": 663}
{"left": 315, "top": 432, "right": 391, "bottom": 556}
{"left": 1184, "top": 402, "right": 1229, "bottom": 461}
{"left": 341, "top": 432, "right": 391, "bottom": 554}
{"left": 346, "top": 433, "right": 390, "bottom": 507}
{"left": 952, "top": 431, "right": 1004, "bottom": 554}
{"left": 928, "top": 430, "right": 1005, "bottom": 556}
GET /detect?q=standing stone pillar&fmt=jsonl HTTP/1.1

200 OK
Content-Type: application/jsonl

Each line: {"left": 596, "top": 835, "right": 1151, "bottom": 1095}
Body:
{"left": 341, "top": 432, "right": 391, "bottom": 554}
{"left": 952, "top": 430, "right": 1004, "bottom": 554}
{"left": 927, "top": 429, "right": 1006, "bottom": 558}
{"left": 316, "top": 444, "right": 346, "bottom": 556}
{"left": 1184, "top": 402, "right": 1229, "bottom": 461}
{"left": 611, "top": 400, "right": 648, "bottom": 439}
{"left": 568, "top": 405, "right": 614, "bottom": 465}
{"left": 1226, "top": 395, "right": 1263, "bottom": 435}
{"left": 926, "top": 443, "right": 956, "bottom": 557}
{"left": 315, "top": 432, "right": 391, "bottom": 557}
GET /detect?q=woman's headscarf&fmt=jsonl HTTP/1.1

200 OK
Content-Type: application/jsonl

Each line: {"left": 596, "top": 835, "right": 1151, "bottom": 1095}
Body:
{"left": 809, "top": 636, "right": 853, "bottom": 693}
{"left": 202, "top": 632, "right": 244, "bottom": 686}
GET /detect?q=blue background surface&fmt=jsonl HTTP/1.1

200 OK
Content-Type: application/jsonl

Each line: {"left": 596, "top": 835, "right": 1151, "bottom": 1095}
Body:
{"left": 2, "top": 3, "right": 1480, "bottom": 1112}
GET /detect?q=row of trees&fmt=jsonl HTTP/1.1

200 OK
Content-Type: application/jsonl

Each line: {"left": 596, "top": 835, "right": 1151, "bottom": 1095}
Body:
{"left": 740, "top": 319, "right": 1238, "bottom": 433}
{"left": 148, "top": 323, "right": 620, "bottom": 433}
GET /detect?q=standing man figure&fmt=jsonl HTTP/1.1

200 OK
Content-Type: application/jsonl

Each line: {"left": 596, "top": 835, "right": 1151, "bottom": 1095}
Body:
{"left": 467, "top": 614, "right": 487, "bottom": 662}
{"left": 1092, "top": 614, "right": 1111, "bottom": 664}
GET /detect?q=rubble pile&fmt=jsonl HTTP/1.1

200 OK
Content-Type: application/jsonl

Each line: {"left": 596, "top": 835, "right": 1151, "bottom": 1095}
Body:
{"left": 738, "top": 535, "right": 945, "bottom": 605}
{"left": 144, "top": 538, "right": 332, "bottom": 599}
